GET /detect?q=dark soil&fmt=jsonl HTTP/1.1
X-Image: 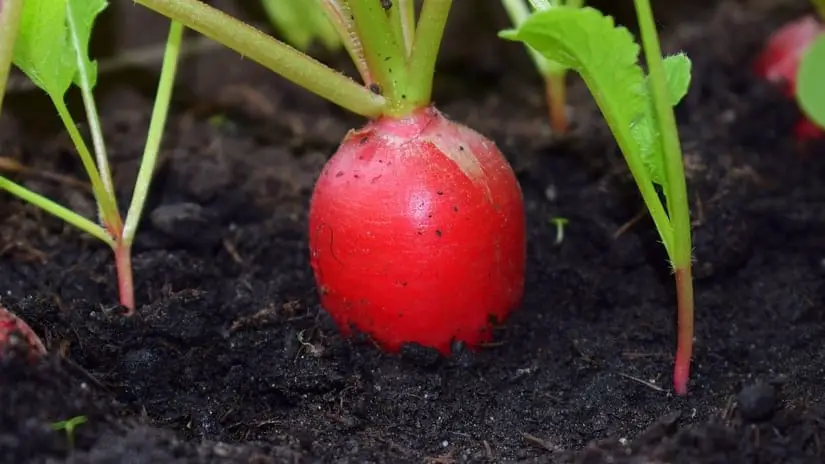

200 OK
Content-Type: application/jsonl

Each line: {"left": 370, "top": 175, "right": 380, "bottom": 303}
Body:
{"left": 2, "top": 1, "right": 825, "bottom": 463}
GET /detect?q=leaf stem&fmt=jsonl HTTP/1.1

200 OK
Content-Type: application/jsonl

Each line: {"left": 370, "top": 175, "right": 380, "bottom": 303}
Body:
{"left": 51, "top": 97, "right": 121, "bottom": 233}
{"left": 399, "top": 0, "right": 416, "bottom": 56}
{"left": 317, "top": 0, "right": 373, "bottom": 85}
{"left": 114, "top": 242, "right": 134, "bottom": 312}
{"left": 634, "top": 0, "right": 694, "bottom": 395}
{"left": 66, "top": 6, "right": 117, "bottom": 210}
{"left": 134, "top": 0, "right": 386, "bottom": 118}
{"left": 349, "top": 0, "right": 409, "bottom": 114}
{"left": 0, "top": 0, "right": 24, "bottom": 113}
{"left": 0, "top": 175, "right": 114, "bottom": 246}
{"left": 123, "top": 20, "right": 183, "bottom": 244}
{"left": 387, "top": 0, "right": 408, "bottom": 58}
{"left": 405, "top": 0, "right": 452, "bottom": 109}
{"left": 545, "top": 73, "right": 568, "bottom": 133}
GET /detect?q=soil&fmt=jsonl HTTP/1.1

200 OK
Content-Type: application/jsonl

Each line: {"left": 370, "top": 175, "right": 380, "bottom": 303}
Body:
{"left": 2, "top": 1, "right": 825, "bottom": 463}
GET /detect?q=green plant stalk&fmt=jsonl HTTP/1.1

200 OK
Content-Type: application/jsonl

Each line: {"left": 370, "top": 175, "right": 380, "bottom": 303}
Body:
{"left": 0, "top": 175, "right": 114, "bottom": 245}
{"left": 317, "top": 0, "right": 373, "bottom": 84}
{"left": 545, "top": 73, "right": 568, "bottom": 133}
{"left": 114, "top": 21, "right": 184, "bottom": 313}
{"left": 0, "top": 0, "right": 24, "bottom": 113}
{"left": 386, "top": 1, "right": 405, "bottom": 56}
{"left": 399, "top": 0, "right": 415, "bottom": 56}
{"left": 405, "top": 0, "right": 453, "bottom": 110}
{"left": 134, "top": 0, "right": 386, "bottom": 118}
{"left": 634, "top": 0, "right": 694, "bottom": 395}
{"left": 349, "top": 0, "right": 409, "bottom": 114}
{"left": 51, "top": 97, "right": 121, "bottom": 232}
{"left": 122, "top": 21, "right": 183, "bottom": 245}
{"left": 67, "top": 8, "right": 118, "bottom": 214}
{"left": 501, "top": 0, "right": 569, "bottom": 133}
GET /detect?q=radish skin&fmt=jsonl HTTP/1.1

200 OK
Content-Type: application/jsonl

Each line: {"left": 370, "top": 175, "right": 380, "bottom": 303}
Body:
{"left": 0, "top": 305, "right": 46, "bottom": 359}
{"left": 309, "top": 106, "right": 526, "bottom": 353}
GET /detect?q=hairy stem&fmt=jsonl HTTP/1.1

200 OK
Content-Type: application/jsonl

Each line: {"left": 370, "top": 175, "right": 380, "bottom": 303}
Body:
{"left": 123, "top": 21, "right": 184, "bottom": 244}
{"left": 0, "top": 0, "right": 24, "bottom": 113}
{"left": 634, "top": 0, "right": 695, "bottom": 395}
{"left": 67, "top": 7, "right": 118, "bottom": 210}
{"left": 135, "top": 0, "right": 386, "bottom": 118}
{"left": 406, "top": 0, "right": 452, "bottom": 109}
{"left": 318, "top": 0, "right": 373, "bottom": 85}
{"left": 51, "top": 97, "right": 121, "bottom": 233}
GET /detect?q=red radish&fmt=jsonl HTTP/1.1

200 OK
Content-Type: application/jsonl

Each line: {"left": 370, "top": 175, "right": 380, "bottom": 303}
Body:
{"left": 754, "top": 14, "right": 825, "bottom": 139}
{"left": 309, "top": 106, "right": 526, "bottom": 354}
{"left": 133, "top": 0, "right": 527, "bottom": 353}
{"left": 0, "top": 304, "right": 46, "bottom": 359}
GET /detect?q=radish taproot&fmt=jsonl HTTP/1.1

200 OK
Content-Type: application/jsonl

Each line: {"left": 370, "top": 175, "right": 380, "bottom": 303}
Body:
{"left": 309, "top": 106, "right": 525, "bottom": 353}
{"left": 754, "top": 14, "right": 825, "bottom": 140}
{"left": 133, "top": 0, "right": 526, "bottom": 353}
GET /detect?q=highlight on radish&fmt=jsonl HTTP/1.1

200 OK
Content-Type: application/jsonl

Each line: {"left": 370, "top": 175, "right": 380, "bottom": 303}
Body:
{"left": 133, "top": 0, "right": 527, "bottom": 354}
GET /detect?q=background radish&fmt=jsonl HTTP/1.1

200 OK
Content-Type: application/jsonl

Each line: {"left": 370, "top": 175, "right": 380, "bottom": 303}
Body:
{"left": 754, "top": 14, "right": 825, "bottom": 140}
{"left": 136, "top": 0, "right": 527, "bottom": 353}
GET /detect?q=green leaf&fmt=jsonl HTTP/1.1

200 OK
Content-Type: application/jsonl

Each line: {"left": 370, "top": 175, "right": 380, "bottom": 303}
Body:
{"left": 633, "top": 54, "right": 692, "bottom": 185}
{"left": 499, "top": 7, "right": 648, "bottom": 167}
{"left": 662, "top": 53, "right": 691, "bottom": 106}
{"left": 796, "top": 34, "right": 825, "bottom": 130}
{"left": 13, "top": 0, "right": 74, "bottom": 96}
{"left": 261, "top": 0, "right": 341, "bottom": 52}
{"left": 12, "top": 0, "right": 107, "bottom": 98}
{"left": 500, "top": 8, "right": 692, "bottom": 188}
{"left": 67, "top": 0, "right": 107, "bottom": 89}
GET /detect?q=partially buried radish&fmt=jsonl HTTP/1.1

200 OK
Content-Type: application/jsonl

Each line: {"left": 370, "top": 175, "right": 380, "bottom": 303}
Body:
{"left": 0, "top": 304, "right": 46, "bottom": 360}
{"left": 309, "top": 106, "right": 525, "bottom": 354}
{"left": 133, "top": 0, "right": 527, "bottom": 353}
{"left": 754, "top": 14, "right": 825, "bottom": 140}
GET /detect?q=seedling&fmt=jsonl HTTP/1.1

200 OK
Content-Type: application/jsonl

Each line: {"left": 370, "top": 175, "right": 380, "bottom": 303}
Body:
{"left": 501, "top": 0, "right": 697, "bottom": 394}
{"left": 134, "top": 0, "right": 526, "bottom": 354}
{"left": 501, "top": 0, "right": 584, "bottom": 134}
{"left": 549, "top": 216, "right": 568, "bottom": 245}
{"left": 754, "top": 1, "right": 825, "bottom": 139}
{"left": 50, "top": 415, "right": 88, "bottom": 451}
{"left": 0, "top": 0, "right": 185, "bottom": 312}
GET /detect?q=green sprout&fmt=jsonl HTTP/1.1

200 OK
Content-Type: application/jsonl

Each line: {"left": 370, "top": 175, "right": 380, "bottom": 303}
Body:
{"left": 549, "top": 216, "right": 569, "bottom": 245}
{"left": 0, "top": 0, "right": 184, "bottom": 313}
{"left": 500, "top": 0, "right": 584, "bottom": 135}
{"left": 500, "top": 0, "right": 696, "bottom": 395}
{"left": 50, "top": 415, "right": 88, "bottom": 450}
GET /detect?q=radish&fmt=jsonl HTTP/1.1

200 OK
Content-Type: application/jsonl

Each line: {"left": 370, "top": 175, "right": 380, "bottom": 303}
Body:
{"left": 310, "top": 106, "right": 525, "bottom": 353}
{"left": 0, "top": 304, "right": 46, "bottom": 359}
{"left": 754, "top": 14, "right": 825, "bottom": 140}
{"left": 134, "top": 0, "right": 526, "bottom": 353}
